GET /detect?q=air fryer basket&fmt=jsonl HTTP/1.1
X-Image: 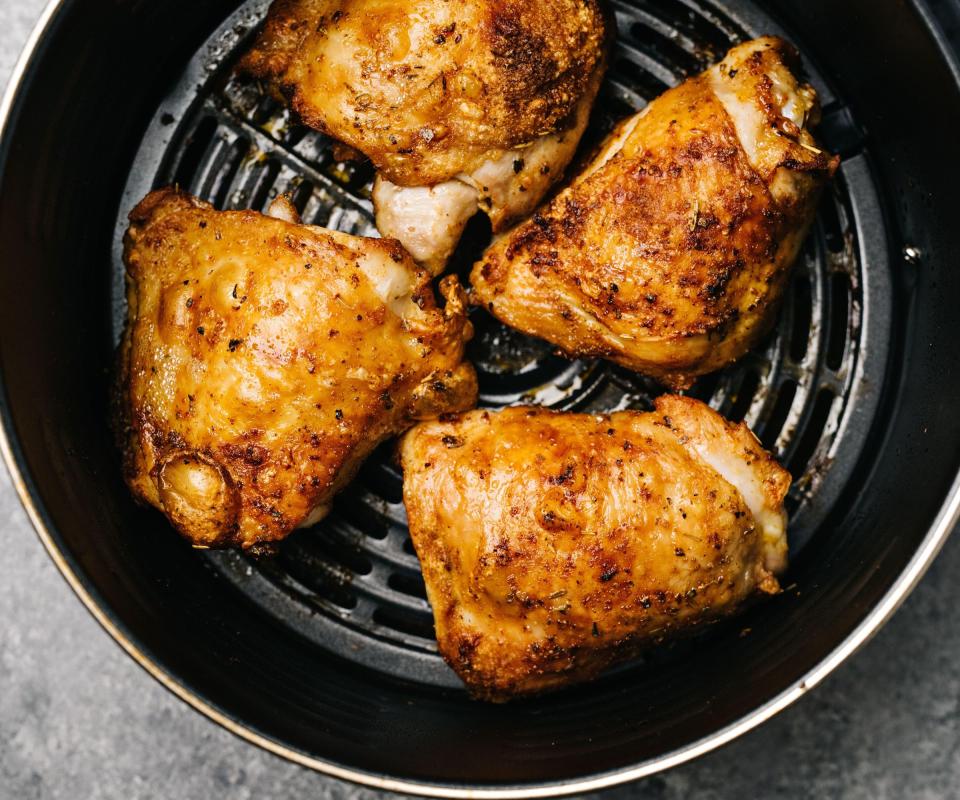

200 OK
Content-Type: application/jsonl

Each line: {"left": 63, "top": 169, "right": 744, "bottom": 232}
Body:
{"left": 115, "top": 0, "right": 890, "bottom": 687}
{"left": 2, "top": 0, "right": 960, "bottom": 796}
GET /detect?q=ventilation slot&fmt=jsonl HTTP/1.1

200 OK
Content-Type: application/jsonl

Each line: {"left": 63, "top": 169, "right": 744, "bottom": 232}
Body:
{"left": 324, "top": 158, "right": 375, "bottom": 195}
{"left": 282, "top": 123, "right": 309, "bottom": 149}
{"left": 373, "top": 606, "right": 435, "bottom": 641}
{"left": 611, "top": 56, "right": 671, "bottom": 100}
{"left": 728, "top": 370, "right": 760, "bottom": 423}
{"left": 789, "top": 275, "right": 813, "bottom": 363}
{"left": 268, "top": 550, "right": 360, "bottom": 611}
{"left": 388, "top": 572, "right": 428, "bottom": 601}
{"left": 628, "top": 22, "right": 705, "bottom": 76}
{"left": 196, "top": 132, "right": 250, "bottom": 207}
{"left": 687, "top": 371, "right": 721, "bottom": 405}
{"left": 309, "top": 577, "right": 358, "bottom": 611}
{"left": 333, "top": 499, "right": 393, "bottom": 541}
{"left": 251, "top": 95, "right": 280, "bottom": 126}
{"left": 597, "top": 80, "right": 646, "bottom": 119}
{"left": 787, "top": 389, "right": 836, "bottom": 479}
{"left": 291, "top": 531, "right": 373, "bottom": 578}
{"left": 358, "top": 459, "right": 403, "bottom": 506}
{"left": 171, "top": 115, "right": 218, "bottom": 189}
{"left": 638, "top": 0, "right": 736, "bottom": 55}
{"left": 818, "top": 194, "right": 847, "bottom": 254}
{"left": 243, "top": 156, "right": 281, "bottom": 212}
{"left": 288, "top": 178, "right": 314, "bottom": 214}
{"left": 818, "top": 104, "right": 865, "bottom": 159}
{"left": 761, "top": 380, "right": 798, "bottom": 451}
{"left": 827, "top": 273, "right": 851, "bottom": 370}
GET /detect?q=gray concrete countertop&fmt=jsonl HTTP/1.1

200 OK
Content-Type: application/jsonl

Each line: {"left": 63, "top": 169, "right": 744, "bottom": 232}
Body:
{"left": 3, "top": 3, "right": 960, "bottom": 798}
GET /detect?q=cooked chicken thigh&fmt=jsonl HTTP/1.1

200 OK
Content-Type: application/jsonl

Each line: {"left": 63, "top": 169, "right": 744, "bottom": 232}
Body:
{"left": 472, "top": 37, "right": 839, "bottom": 388}
{"left": 371, "top": 89, "right": 598, "bottom": 272}
{"left": 118, "top": 188, "right": 477, "bottom": 549}
{"left": 238, "top": 0, "right": 611, "bottom": 273}
{"left": 400, "top": 395, "right": 789, "bottom": 701}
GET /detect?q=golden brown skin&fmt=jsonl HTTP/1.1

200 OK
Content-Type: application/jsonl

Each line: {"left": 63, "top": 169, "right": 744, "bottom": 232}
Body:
{"left": 400, "top": 395, "right": 790, "bottom": 701}
{"left": 472, "top": 37, "right": 839, "bottom": 389}
{"left": 239, "top": 0, "right": 610, "bottom": 186}
{"left": 238, "top": 0, "right": 611, "bottom": 273}
{"left": 118, "top": 188, "right": 477, "bottom": 549}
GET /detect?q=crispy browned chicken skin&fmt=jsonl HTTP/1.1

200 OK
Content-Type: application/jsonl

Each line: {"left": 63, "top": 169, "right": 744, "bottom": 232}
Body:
{"left": 400, "top": 395, "right": 790, "bottom": 701}
{"left": 473, "top": 37, "right": 839, "bottom": 388}
{"left": 238, "top": 0, "right": 611, "bottom": 272}
{"left": 118, "top": 188, "right": 476, "bottom": 549}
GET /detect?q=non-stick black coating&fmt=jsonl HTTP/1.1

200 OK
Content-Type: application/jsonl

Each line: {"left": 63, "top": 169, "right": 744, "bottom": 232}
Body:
{"left": 1, "top": 0, "right": 959, "bottom": 790}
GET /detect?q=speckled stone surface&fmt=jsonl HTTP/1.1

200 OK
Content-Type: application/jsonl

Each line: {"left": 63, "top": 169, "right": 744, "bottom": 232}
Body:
{"left": 3, "top": 3, "right": 960, "bottom": 799}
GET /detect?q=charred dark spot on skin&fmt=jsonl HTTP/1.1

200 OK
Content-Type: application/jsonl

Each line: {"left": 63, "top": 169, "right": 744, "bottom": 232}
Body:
{"left": 529, "top": 250, "right": 559, "bottom": 276}
{"left": 442, "top": 435, "right": 464, "bottom": 449}
{"left": 488, "top": 11, "right": 557, "bottom": 105}
{"left": 702, "top": 262, "right": 737, "bottom": 301}
{"left": 492, "top": 539, "right": 514, "bottom": 567}
{"left": 223, "top": 442, "right": 270, "bottom": 467}
{"left": 549, "top": 463, "right": 575, "bottom": 486}
{"left": 505, "top": 213, "right": 556, "bottom": 261}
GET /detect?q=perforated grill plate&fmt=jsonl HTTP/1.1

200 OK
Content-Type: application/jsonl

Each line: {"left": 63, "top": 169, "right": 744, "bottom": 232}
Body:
{"left": 113, "top": 0, "right": 891, "bottom": 688}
